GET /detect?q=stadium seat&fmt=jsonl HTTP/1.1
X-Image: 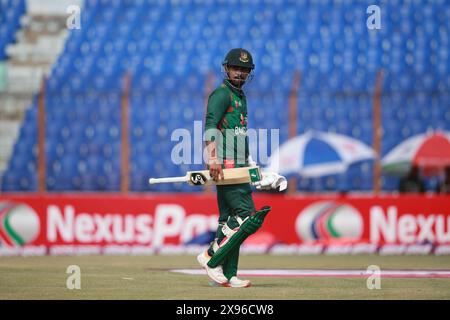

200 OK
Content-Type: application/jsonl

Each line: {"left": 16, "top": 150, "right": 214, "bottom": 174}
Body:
{"left": 2, "top": 0, "right": 449, "bottom": 193}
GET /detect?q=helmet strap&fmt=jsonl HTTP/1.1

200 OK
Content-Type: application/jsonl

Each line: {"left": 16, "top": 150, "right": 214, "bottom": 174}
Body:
{"left": 222, "top": 65, "right": 253, "bottom": 89}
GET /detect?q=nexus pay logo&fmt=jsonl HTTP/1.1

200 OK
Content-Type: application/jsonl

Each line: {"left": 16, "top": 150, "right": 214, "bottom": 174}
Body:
{"left": 0, "top": 202, "right": 40, "bottom": 247}
{"left": 370, "top": 206, "right": 450, "bottom": 244}
{"left": 46, "top": 204, "right": 217, "bottom": 246}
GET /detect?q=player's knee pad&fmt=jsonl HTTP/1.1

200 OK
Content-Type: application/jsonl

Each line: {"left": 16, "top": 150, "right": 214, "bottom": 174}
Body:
{"left": 207, "top": 206, "right": 271, "bottom": 268}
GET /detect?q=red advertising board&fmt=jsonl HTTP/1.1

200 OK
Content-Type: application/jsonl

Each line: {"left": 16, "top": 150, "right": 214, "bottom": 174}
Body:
{"left": 0, "top": 193, "right": 449, "bottom": 254}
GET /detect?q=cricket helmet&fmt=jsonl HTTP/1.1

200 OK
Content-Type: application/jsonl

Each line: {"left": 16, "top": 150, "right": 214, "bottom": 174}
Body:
{"left": 222, "top": 48, "right": 255, "bottom": 70}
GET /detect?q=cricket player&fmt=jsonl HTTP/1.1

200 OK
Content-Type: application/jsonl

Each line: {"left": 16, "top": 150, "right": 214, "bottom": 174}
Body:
{"left": 197, "top": 48, "right": 286, "bottom": 288}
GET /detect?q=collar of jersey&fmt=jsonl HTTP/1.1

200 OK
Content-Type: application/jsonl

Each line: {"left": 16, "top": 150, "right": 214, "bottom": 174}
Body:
{"left": 223, "top": 79, "right": 244, "bottom": 97}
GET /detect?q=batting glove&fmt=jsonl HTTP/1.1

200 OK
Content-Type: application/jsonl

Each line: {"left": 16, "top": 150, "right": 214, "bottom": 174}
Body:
{"left": 253, "top": 171, "right": 287, "bottom": 191}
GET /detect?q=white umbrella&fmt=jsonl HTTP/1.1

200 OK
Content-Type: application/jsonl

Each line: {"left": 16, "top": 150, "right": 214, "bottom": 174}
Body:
{"left": 381, "top": 131, "right": 450, "bottom": 176}
{"left": 265, "top": 130, "right": 376, "bottom": 177}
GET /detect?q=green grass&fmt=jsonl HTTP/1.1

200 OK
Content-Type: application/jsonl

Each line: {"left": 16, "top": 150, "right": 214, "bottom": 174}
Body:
{"left": 0, "top": 255, "right": 449, "bottom": 300}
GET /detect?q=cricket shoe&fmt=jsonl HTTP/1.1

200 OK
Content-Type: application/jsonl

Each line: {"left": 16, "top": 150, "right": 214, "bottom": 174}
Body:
{"left": 208, "top": 277, "right": 251, "bottom": 288}
{"left": 197, "top": 251, "right": 228, "bottom": 285}
{"left": 224, "top": 276, "right": 251, "bottom": 288}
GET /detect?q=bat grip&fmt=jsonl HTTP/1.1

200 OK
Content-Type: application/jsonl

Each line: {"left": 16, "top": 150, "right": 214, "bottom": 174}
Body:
{"left": 148, "top": 176, "right": 187, "bottom": 184}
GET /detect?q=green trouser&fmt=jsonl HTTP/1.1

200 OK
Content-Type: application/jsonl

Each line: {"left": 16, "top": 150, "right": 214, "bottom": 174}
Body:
{"left": 207, "top": 183, "right": 255, "bottom": 280}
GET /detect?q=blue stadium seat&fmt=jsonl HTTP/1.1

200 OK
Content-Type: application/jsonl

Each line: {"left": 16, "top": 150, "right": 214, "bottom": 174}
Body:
{"left": 2, "top": 0, "right": 448, "bottom": 193}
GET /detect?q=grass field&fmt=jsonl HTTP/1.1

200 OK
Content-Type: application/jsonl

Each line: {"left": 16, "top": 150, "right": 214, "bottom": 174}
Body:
{"left": 0, "top": 254, "right": 449, "bottom": 300}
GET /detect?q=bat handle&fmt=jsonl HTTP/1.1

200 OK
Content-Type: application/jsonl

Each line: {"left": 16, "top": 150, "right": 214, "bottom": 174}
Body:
{"left": 148, "top": 176, "right": 188, "bottom": 184}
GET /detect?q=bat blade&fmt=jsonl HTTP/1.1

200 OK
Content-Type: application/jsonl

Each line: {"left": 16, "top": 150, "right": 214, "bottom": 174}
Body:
{"left": 149, "top": 166, "right": 261, "bottom": 186}
{"left": 187, "top": 166, "right": 261, "bottom": 186}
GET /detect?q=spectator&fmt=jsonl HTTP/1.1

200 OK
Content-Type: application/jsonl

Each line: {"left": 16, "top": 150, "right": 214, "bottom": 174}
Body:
{"left": 436, "top": 166, "right": 450, "bottom": 194}
{"left": 398, "top": 166, "right": 426, "bottom": 193}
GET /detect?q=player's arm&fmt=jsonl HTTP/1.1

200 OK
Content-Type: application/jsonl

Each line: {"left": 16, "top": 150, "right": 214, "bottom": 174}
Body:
{"left": 206, "top": 140, "right": 223, "bottom": 181}
{"left": 205, "top": 89, "right": 229, "bottom": 181}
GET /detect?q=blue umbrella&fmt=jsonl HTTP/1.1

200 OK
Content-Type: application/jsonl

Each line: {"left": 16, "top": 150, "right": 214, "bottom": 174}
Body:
{"left": 265, "top": 130, "right": 376, "bottom": 177}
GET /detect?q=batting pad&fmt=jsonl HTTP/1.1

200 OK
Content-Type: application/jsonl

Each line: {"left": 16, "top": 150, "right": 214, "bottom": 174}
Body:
{"left": 207, "top": 206, "right": 271, "bottom": 268}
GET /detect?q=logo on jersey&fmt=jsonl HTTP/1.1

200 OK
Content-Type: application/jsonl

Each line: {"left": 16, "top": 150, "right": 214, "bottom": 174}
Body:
{"left": 240, "top": 114, "right": 246, "bottom": 126}
{"left": 234, "top": 126, "right": 247, "bottom": 136}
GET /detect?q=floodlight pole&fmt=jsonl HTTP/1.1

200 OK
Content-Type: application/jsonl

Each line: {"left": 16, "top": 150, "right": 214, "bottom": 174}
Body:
{"left": 37, "top": 75, "right": 47, "bottom": 193}
{"left": 121, "top": 72, "right": 131, "bottom": 193}
{"left": 288, "top": 71, "right": 301, "bottom": 194}
{"left": 203, "top": 71, "right": 216, "bottom": 194}
{"left": 372, "top": 70, "right": 383, "bottom": 194}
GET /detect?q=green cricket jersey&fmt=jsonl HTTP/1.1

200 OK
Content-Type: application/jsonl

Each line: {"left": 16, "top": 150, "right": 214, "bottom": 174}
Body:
{"left": 205, "top": 79, "right": 249, "bottom": 168}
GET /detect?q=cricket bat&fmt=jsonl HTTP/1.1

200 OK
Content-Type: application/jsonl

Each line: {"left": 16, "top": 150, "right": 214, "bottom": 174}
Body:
{"left": 149, "top": 166, "right": 261, "bottom": 186}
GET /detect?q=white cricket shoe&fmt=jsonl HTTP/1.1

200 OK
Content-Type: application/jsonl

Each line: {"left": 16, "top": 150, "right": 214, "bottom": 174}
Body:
{"left": 196, "top": 250, "right": 210, "bottom": 268}
{"left": 197, "top": 251, "right": 228, "bottom": 285}
{"left": 225, "top": 276, "right": 251, "bottom": 288}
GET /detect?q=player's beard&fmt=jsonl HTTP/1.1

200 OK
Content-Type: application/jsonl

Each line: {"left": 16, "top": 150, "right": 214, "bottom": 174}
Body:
{"left": 227, "top": 74, "right": 247, "bottom": 89}
{"left": 222, "top": 66, "right": 253, "bottom": 89}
